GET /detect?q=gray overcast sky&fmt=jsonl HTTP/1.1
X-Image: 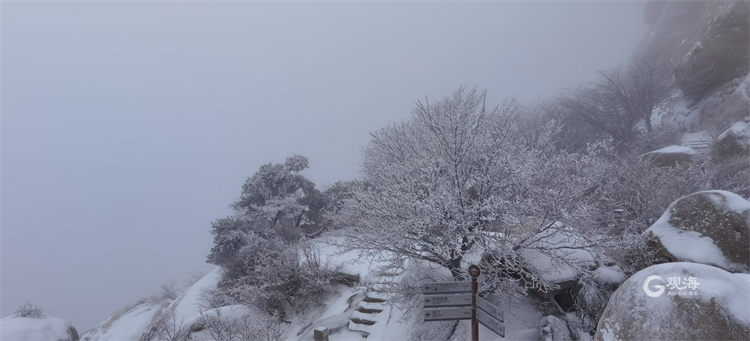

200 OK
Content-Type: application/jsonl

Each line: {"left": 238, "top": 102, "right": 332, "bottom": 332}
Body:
{"left": 1, "top": 1, "right": 646, "bottom": 331}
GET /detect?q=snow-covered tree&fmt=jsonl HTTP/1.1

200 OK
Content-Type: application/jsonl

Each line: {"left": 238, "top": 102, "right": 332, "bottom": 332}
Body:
{"left": 336, "top": 88, "right": 606, "bottom": 286}
{"left": 206, "top": 155, "right": 336, "bottom": 317}
{"left": 556, "top": 52, "right": 672, "bottom": 150}
{"left": 232, "top": 155, "right": 326, "bottom": 241}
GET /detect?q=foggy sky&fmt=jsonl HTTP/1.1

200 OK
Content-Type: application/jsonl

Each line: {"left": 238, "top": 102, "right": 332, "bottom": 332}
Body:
{"left": 1, "top": 1, "right": 646, "bottom": 331}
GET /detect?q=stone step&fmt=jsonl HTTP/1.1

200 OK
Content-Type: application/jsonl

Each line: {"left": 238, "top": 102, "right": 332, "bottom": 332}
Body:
{"left": 356, "top": 306, "right": 384, "bottom": 314}
{"left": 370, "top": 283, "right": 393, "bottom": 292}
{"left": 362, "top": 296, "right": 386, "bottom": 303}
{"left": 357, "top": 301, "right": 386, "bottom": 312}
{"left": 363, "top": 292, "right": 388, "bottom": 303}
{"left": 685, "top": 142, "right": 711, "bottom": 147}
{"left": 347, "top": 320, "right": 375, "bottom": 337}
{"left": 350, "top": 317, "right": 376, "bottom": 326}
{"left": 352, "top": 309, "right": 382, "bottom": 320}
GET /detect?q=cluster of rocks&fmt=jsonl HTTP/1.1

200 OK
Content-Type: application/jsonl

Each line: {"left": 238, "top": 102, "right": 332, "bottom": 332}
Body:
{"left": 594, "top": 190, "right": 750, "bottom": 340}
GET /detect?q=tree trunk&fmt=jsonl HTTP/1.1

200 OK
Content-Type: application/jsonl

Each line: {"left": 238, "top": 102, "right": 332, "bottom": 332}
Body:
{"left": 448, "top": 257, "right": 464, "bottom": 280}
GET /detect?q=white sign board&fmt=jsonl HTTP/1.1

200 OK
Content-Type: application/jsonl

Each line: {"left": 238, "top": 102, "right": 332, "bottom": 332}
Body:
{"left": 422, "top": 281, "right": 471, "bottom": 294}
{"left": 424, "top": 293, "right": 472, "bottom": 307}
{"left": 477, "top": 297, "right": 503, "bottom": 322}
{"left": 477, "top": 309, "right": 505, "bottom": 337}
{"left": 423, "top": 307, "right": 472, "bottom": 321}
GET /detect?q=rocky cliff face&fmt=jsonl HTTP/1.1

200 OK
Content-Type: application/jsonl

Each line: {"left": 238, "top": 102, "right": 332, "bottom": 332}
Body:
{"left": 639, "top": 1, "right": 749, "bottom": 102}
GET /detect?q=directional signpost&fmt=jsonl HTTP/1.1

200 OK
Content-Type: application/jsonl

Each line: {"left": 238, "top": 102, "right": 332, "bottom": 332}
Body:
{"left": 423, "top": 306, "right": 472, "bottom": 321}
{"left": 423, "top": 281, "right": 471, "bottom": 294}
{"left": 424, "top": 293, "right": 472, "bottom": 307}
{"left": 422, "top": 265, "right": 505, "bottom": 340}
{"left": 477, "top": 309, "right": 505, "bottom": 338}
{"left": 477, "top": 295, "right": 505, "bottom": 337}
{"left": 477, "top": 297, "right": 503, "bottom": 322}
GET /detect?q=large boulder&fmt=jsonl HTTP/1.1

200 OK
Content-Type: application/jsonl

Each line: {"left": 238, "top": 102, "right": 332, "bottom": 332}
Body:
{"left": 0, "top": 316, "right": 80, "bottom": 341}
{"left": 594, "top": 262, "right": 750, "bottom": 341}
{"left": 641, "top": 145, "right": 696, "bottom": 167}
{"left": 645, "top": 190, "right": 750, "bottom": 273}
{"left": 673, "top": 1, "right": 749, "bottom": 101}
{"left": 715, "top": 121, "right": 750, "bottom": 158}
{"left": 514, "top": 225, "right": 600, "bottom": 310}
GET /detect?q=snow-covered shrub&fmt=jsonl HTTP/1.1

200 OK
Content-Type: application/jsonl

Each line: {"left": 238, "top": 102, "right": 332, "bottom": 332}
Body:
{"left": 205, "top": 155, "right": 339, "bottom": 318}
{"left": 608, "top": 234, "right": 658, "bottom": 276}
{"left": 320, "top": 180, "right": 357, "bottom": 230}
{"left": 148, "top": 283, "right": 178, "bottom": 303}
{"left": 14, "top": 302, "right": 44, "bottom": 318}
{"left": 553, "top": 51, "right": 672, "bottom": 151}
{"left": 710, "top": 155, "right": 750, "bottom": 197}
{"left": 591, "top": 151, "right": 710, "bottom": 235}
{"left": 139, "top": 306, "right": 189, "bottom": 341}
{"left": 637, "top": 126, "right": 683, "bottom": 154}
{"left": 213, "top": 239, "right": 337, "bottom": 318}
{"left": 195, "top": 306, "right": 282, "bottom": 341}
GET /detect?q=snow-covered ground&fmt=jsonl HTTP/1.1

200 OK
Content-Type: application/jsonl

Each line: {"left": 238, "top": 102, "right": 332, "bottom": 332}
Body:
{"left": 168, "top": 267, "right": 222, "bottom": 324}
{"left": 82, "top": 268, "right": 222, "bottom": 341}
{"left": 81, "top": 302, "right": 162, "bottom": 341}
{"left": 80, "top": 237, "right": 555, "bottom": 340}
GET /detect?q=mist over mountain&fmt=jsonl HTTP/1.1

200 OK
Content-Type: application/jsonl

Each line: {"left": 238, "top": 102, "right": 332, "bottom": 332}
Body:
{"left": 2, "top": 1, "right": 748, "bottom": 340}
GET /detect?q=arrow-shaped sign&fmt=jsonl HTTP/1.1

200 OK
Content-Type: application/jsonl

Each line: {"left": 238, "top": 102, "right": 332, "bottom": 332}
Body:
{"left": 477, "top": 297, "right": 503, "bottom": 322}
{"left": 422, "top": 281, "right": 472, "bottom": 294}
{"left": 423, "top": 307, "right": 472, "bottom": 321}
{"left": 424, "top": 293, "right": 472, "bottom": 307}
{"left": 477, "top": 309, "right": 505, "bottom": 337}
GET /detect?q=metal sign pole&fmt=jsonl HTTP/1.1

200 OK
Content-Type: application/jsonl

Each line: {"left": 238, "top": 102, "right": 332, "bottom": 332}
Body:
{"left": 469, "top": 265, "right": 480, "bottom": 341}
{"left": 423, "top": 264, "right": 503, "bottom": 338}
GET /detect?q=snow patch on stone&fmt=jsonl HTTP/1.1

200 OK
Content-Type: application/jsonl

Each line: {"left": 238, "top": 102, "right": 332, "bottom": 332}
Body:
{"left": 643, "top": 145, "right": 696, "bottom": 155}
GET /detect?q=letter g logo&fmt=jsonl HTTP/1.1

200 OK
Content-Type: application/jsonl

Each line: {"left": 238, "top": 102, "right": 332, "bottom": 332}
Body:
{"left": 643, "top": 275, "right": 665, "bottom": 297}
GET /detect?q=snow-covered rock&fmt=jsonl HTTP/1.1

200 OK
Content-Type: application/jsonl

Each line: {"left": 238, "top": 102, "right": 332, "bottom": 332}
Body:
{"left": 650, "top": 73, "right": 750, "bottom": 135}
{"left": 715, "top": 121, "right": 750, "bottom": 158}
{"left": 645, "top": 190, "right": 750, "bottom": 273}
{"left": 641, "top": 145, "right": 696, "bottom": 167}
{"left": 517, "top": 226, "right": 598, "bottom": 296}
{"left": 594, "top": 262, "right": 750, "bottom": 341}
{"left": 311, "top": 237, "right": 405, "bottom": 285}
{"left": 1, "top": 315, "right": 80, "bottom": 341}
{"left": 538, "top": 315, "right": 572, "bottom": 341}
{"left": 593, "top": 265, "right": 626, "bottom": 286}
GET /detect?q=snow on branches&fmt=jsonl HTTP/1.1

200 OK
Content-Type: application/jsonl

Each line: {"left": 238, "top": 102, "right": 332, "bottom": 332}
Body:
{"left": 335, "top": 88, "right": 608, "bottom": 293}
